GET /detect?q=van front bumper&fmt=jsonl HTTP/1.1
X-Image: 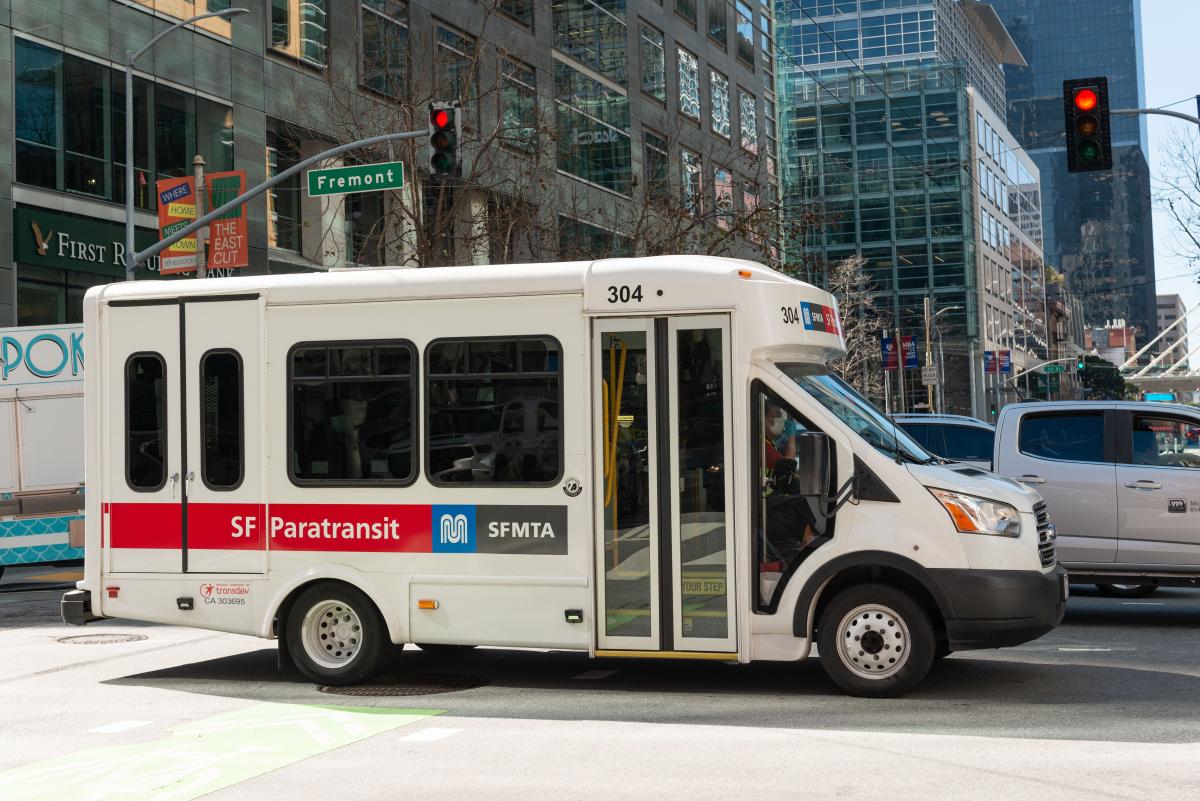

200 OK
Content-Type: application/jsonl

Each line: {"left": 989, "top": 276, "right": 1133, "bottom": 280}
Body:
{"left": 930, "top": 565, "right": 1067, "bottom": 651}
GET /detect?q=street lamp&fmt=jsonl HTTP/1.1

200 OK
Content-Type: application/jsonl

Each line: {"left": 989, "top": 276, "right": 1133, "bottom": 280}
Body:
{"left": 124, "top": 7, "right": 249, "bottom": 281}
{"left": 932, "top": 305, "right": 961, "bottom": 413}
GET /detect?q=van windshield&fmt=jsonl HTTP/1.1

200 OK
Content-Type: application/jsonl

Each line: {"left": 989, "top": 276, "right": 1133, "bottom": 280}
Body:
{"left": 777, "top": 363, "right": 933, "bottom": 464}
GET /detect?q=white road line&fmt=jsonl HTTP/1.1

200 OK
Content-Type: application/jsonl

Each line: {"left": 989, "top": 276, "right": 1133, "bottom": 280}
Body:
{"left": 86, "top": 720, "right": 153, "bottom": 734}
{"left": 573, "top": 669, "right": 619, "bottom": 680}
{"left": 400, "top": 727, "right": 462, "bottom": 743}
{"left": 1122, "top": 602, "right": 1165, "bottom": 606}
{"left": 1057, "top": 647, "right": 1112, "bottom": 652}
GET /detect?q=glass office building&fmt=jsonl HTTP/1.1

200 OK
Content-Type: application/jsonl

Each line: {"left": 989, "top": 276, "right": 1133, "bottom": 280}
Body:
{"left": 989, "top": 0, "right": 1157, "bottom": 341}
{"left": 777, "top": 0, "right": 1042, "bottom": 414}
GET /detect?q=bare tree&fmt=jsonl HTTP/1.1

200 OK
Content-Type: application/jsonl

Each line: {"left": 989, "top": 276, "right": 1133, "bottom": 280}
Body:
{"left": 1156, "top": 129, "right": 1200, "bottom": 272}
{"left": 821, "top": 255, "right": 886, "bottom": 399}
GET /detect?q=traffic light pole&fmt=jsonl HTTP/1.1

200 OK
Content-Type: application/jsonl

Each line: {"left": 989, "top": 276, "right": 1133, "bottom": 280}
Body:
{"left": 1112, "top": 107, "right": 1200, "bottom": 127}
{"left": 130, "top": 129, "right": 427, "bottom": 273}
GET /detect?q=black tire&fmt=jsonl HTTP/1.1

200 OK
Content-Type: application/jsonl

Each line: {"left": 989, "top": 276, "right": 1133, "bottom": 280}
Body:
{"left": 1095, "top": 583, "right": 1158, "bottom": 598}
{"left": 416, "top": 643, "right": 476, "bottom": 654}
{"left": 817, "top": 583, "right": 936, "bottom": 698}
{"left": 285, "top": 582, "right": 389, "bottom": 686}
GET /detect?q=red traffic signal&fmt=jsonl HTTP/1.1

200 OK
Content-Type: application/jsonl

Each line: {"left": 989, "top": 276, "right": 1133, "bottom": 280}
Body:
{"left": 1073, "top": 88, "right": 1098, "bottom": 112}
{"left": 428, "top": 102, "right": 461, "bottom": 178}
{"left": 1063, "top": 78, "right": 1112, "bottom": 173}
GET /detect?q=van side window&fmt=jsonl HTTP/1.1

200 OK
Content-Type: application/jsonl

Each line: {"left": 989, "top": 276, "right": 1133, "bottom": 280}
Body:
{"left": 753, "top": 384, "right": 833, "bottom": 613}
{"left": 1019, "top": 413, "right": 1105, "bottom": 463}
{"left": 126, "top": 353, "right": 167, "bottom": 491}
{"left": 289, "top": 341, "right": 416, "bottom": 485}
{"left": 1129, "top": 415, "right": 1200, "bottom": 469}
{"left": 426, "top": 337, "right": 561, "bottom": 485}
{"left": 201, "top": 350, "right": 243, "bottom": 490}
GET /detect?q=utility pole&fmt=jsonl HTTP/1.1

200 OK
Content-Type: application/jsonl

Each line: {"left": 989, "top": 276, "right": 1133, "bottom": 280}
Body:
{"left": 882, "top": 329, "right": 892, "bottom": 415}
{"left": 924, "top": 296, "right": 933, "bottom": 412}
{"left": 193, "top": 155, "right": 207, "bottom": 279}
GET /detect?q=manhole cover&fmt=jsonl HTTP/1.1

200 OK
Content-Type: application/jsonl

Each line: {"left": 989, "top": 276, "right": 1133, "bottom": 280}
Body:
{"left": 319, "top": 674, "right": 485, "bottom": 697}
{"left": 57, "top": 633, "right": 148, "bottom": 645}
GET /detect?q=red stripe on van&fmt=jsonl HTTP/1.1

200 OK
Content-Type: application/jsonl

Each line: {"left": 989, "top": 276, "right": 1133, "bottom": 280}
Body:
{"left": 268, "top": 504, "right": 433, "bottom": 552}
{"left": 108, "top": 503, "right": 182, "bottom": 549}
{"left": 187, "top": 503, "right": 266, "bottom": 550}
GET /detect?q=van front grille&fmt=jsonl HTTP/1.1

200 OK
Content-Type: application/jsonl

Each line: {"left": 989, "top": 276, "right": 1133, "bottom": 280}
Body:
{"left": 1034, "top": 501, "right": 1056, "bottom": 568}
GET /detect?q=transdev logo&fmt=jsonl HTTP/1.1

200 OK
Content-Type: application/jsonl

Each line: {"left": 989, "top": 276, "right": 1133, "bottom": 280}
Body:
{"left": 432, "top": 505, "right": 476, "bottom": 553}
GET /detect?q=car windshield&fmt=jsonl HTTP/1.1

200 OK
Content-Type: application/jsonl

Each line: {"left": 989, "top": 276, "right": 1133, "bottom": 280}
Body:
{"left": 777, "top": 363, "right": 933, "bottom": 464}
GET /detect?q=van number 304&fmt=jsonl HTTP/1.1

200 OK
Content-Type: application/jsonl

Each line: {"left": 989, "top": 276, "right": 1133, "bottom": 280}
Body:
{"left": 607, "top": 285, "right": 644, "bottom": 303}
{"left": 781, "top": 306, "right": 802, "bottom": 325}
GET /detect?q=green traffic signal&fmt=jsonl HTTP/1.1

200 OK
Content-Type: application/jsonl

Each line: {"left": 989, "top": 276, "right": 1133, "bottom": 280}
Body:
{"left": 1077, "top": 140, "right": 1100, "bottom": 162}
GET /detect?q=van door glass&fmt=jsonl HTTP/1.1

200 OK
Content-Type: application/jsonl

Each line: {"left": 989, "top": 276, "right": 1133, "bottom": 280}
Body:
{"left": 200, "top": 351, "right": 243, "bottom": 489}
{"left": 601, "top": 331, "right": 652, "bottom": 637}
{"left": 1130, "top": 415, "right": 1200, "bottom": 469}
{"left": 126, "top": 353, "right": 167, "bottom": 491}
{"left": 676, "top": 328, "right": 729, "bottom": 639}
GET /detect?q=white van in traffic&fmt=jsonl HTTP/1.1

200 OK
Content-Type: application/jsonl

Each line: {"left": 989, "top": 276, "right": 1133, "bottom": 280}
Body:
{"left": 63, "top": 257, "right": 1065, "bottom": 697}
{"left": 995, "top": 400, "right": 1200, "bottom": 596}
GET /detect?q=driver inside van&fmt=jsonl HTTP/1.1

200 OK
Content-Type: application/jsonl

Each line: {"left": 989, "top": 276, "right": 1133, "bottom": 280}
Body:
{"left": 759, "top": 399, "right": 826, "bottom": 604}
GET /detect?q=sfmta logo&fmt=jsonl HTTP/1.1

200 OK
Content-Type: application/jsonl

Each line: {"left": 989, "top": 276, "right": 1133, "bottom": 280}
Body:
{"left": 431, "top": 505, "right": 476, "bottom": 552}
{"left": 439, "top": 514, "right": 469, "bottom": 544}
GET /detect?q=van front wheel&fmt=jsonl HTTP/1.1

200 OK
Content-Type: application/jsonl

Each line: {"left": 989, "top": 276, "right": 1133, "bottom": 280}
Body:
{"left": 286, "top": 583, "right": 388, "bottom": 686}
{"left": 817, "top": 583, "right": 935, "bottom": 698}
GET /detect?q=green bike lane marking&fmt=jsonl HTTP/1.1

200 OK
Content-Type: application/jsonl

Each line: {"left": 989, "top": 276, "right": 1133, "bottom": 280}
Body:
{"left": 0, "top": 702, "right": 442, "bottom": 801}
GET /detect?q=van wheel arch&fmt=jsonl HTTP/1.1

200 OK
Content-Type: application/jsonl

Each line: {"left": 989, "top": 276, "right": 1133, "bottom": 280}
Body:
{"left": 795, "top": 552, "right": 951, "bottom": 650}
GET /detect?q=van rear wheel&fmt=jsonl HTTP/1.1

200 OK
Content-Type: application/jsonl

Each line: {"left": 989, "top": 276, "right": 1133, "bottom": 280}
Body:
{"left": 286, "top": 583, "right": 388, "bottom": 686}
{"left": 817, "top": 583, "right": 935, "bottom": 698}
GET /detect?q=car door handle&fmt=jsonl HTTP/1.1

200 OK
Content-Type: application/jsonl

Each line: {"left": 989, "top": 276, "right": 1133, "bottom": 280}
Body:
{"left": 1015, "top": 475, "right": 1046, "bottom": 484}
{"left": 1123, "top": 480, "right": 1162, "bottom": 490}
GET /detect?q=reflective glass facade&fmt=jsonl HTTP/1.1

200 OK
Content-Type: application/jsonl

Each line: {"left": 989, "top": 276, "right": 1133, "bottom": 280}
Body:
{"left": 990, "top": 0, "right": 1157, "bottom": 339}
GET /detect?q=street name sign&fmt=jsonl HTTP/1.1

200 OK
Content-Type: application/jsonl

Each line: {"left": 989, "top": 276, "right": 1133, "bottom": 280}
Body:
{"left": 1044, "top": 364, "right": 1066, "bottom": 374}
{"left": 307, "top": 162, "right": 404, "bottom": 197}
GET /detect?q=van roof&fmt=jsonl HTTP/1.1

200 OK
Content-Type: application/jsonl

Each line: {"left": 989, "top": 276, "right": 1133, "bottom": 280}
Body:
{"left": 88, "top": 255, "right": 809, "bottom": 311}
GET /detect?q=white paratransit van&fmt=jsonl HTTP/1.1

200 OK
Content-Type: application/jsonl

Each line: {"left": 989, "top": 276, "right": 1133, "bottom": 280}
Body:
{"left": 61, "top": 256, "right": 1065, "bottom": 697}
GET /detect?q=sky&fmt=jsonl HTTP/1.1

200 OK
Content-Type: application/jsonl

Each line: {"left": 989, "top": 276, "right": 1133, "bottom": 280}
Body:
{"left": 1141, "top": 0, "right": 1200, "bottom": 367}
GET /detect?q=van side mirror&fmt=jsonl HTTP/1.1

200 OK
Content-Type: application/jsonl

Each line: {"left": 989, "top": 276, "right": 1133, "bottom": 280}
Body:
{"left": 794, "top": 432, "right": 832, "bottom": 498}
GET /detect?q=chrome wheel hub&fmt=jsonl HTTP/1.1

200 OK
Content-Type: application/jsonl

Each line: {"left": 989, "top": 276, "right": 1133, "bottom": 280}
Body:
{"left": 301, "top": 600, "right": 364, "bottom": 670}
{"left": 836, "top": 603, "right": 911, "bottom": 680}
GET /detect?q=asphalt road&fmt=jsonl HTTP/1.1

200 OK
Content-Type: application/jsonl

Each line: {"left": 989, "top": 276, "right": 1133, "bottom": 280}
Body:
{"left": 1, "top": 567, "right": 1198, "bottom": 800}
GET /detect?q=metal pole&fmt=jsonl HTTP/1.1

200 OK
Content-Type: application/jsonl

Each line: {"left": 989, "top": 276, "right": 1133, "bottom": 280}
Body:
{"left": 937, "top": 331, "right": 945, "bottom": 413}
{"left": 924, "top": 296, "right": 933, "bottom": 412}
{"left": 882, "top": 329, "right": 891, "bottom": 415}
{"left": 1112, "top": 107, "right": 1200, "bottom": 126}
{"left": 193, "top": 154, "right": 207, "bottom": 279}
{"left": 124, "top": 57, "right": 135, "bottom": 281}
{"left": 135, "top": 130, "right": 427, "bottom": 267}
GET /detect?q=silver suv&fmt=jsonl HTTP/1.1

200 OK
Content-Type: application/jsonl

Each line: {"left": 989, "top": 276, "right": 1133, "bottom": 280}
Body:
{"left": 993, "top": 401, "right": 1200, "bottom": 597}
{"left": 894, "top": 414, "right": 996, "bottom": 471}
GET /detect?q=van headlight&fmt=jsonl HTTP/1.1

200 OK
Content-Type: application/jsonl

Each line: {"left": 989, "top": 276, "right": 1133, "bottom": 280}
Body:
{"left": 928, "top": 489, "right": 1022, "bottom": 538}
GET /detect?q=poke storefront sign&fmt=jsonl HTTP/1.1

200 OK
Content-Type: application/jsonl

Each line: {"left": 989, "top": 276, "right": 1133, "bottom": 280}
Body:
{"left": 13, "top": 205, "right": 162, "bottom": 278}
{"left": 0, "top": 324, "right": 84, "bottom": 387}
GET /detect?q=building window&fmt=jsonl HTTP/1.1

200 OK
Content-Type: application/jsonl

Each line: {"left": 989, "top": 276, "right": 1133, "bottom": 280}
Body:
{"left": 270, "top": 0, "right": 328, "bottom": 67}
{"left": 675, "top": 0, "right": 696, "bottom": 25}
{"left": 552, "top": 0, "right": 627, "bottom": 86}
{"left": 14, "top": 39, "right": 233, "bottom": 211}
{"left": 739, "top": 89, "right": 757, "bottom": 153}
{"left": 678, "top": 47, "right": 700, "bottom": 121}
{"left": 426, "top": 338, "right": 562, "bottom": 485}
{"left": 266, "top": 124, "right": 301, "bottom": 252}
{"left": 290, "top": 341, "right": 417, "bottom": 484}
{"left": 361, "top": 0, "right": 408, "bottom": 98}
{"left": 735, "top": 1, "right": 754, "bottom": 65}
{"left": 500, "top": 57, "right": 538, "bottom": 154}
{"left": 713, "top": 166, "right": 733, "bottom": 229}
{"left": 16, "top": 265, "right": 108, "bottom": 326}
{"left": 765, "top": 97, "right": 777, "bottom": 177}
{"left": 682, "top": 148, "right": 702, "bottom": 217}
{"left": 201, "top": 350, "right": 244, "bottom": 490}
{"left": 758, "top": 5, "right": 773, "bottom": 76}
{"left": 436, "top": 24, "right": 478, "bottom": 115}
{"left": 554, "top": 63, "right": 632, "bottom": 194}
{"left": 644, "top": 130, "right": 669, "bottom": 205}
{"left": 499, "top": 0, "right": 534, "bottom": 28}
{"left": 708, "top": 1, "right": 727, "bottom": 46}
{"left": 559, "top": 216, "right": 632, "bottom": 260}
{"left": 639, "top": 24, "right": 665, "bottom": 103}
{"left": 710, "top": 70, "right": 730, "bottom": 139}
{"left": 126, "top": 353, "right": 167, "bottom": 492}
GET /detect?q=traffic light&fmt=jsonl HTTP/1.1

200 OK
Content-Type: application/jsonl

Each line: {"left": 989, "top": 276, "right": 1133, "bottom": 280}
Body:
{"left": 989, "top": 403, "right": 997, "bottom": 418}
{"left": 428, "top": 102, "right": 461, "bottom": 178}
{"left": 1063, "top": 77, "right": 1112, "bottom": 172}
{"left": 1076, "top": 357, "right": 1086, "bottom": 370}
